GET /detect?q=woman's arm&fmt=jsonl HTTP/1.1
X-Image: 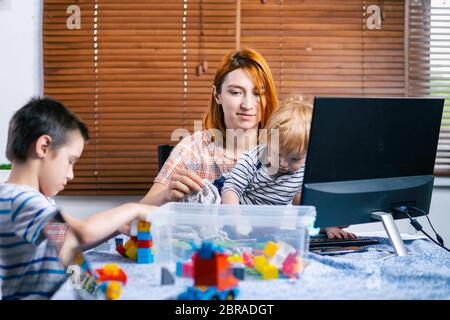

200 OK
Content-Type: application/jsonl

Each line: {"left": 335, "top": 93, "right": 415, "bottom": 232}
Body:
{"left": 140, "top": 170, "right": 205, "bottom": 206}
{"left": 142, "top": 133, "right": 206, "bottom": 206}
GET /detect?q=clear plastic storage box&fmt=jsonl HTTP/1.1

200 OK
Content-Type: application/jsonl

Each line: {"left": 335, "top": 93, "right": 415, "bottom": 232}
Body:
{"left": 150, "top": 203, "right": 317, "bottom": 280}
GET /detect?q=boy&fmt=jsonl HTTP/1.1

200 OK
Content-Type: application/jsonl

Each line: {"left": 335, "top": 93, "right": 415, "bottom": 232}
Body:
{"left": 0, "top": 97, "right": 155, "bottom": 299}
{"left": 221, "top": 96, "right": 355, "bottom": 239}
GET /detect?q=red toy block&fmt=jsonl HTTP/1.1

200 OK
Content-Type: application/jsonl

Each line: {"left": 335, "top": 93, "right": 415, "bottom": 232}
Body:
{"left": 96, "top": 267, "right": 127, "bottom": 285}
{"left": 137, "top": 240, "right": 153, "bottom": 248}
{"left": 243, "top": 252, "right": 254, "bottom": 268}
{"left": 193, "top": 252, "right": 238, "bottom": 291}
{"left": 281, "top": 253, "right": 300, "bottom": 277}
{"left": 182, "top": 261, "right": 193, "bottom": 278}
{"left": 116, "top": 246, "right": 126, "bottom": 257}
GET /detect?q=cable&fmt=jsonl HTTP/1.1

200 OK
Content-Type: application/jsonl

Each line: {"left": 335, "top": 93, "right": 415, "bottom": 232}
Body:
{"left": 408, "top": 206, "right": 445, "bottom": 246}
{"left": 395, "top": 206, "right": 450, "bottom": 253}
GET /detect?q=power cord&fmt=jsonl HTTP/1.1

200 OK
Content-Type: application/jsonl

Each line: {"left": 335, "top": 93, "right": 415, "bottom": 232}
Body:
{"left": 408, "top": 206, "right": 444, "bottom": 246}
{"left": 394, "top": 206, "right": 450, "bottom": 253}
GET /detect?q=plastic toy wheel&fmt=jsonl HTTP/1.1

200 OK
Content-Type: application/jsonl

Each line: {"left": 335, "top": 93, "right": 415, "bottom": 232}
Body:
{"left": 105, "top": 281, "right": 122, "bottom": 300}
{"left": 226, "top": 292, "right": 235, "bottom": 300}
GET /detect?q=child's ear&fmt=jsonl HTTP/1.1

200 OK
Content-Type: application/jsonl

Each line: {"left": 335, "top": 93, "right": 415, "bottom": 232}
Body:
{"left": 35, "top": 135, "right": 53, "bottom": 158}
{"left": 213, "top": 85, "right": 222, "bottom": 105}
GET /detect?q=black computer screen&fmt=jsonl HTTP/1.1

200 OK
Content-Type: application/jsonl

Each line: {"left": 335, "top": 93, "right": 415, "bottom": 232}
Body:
{"left": 303, "top": 97, "right": 444, "bottom": 184}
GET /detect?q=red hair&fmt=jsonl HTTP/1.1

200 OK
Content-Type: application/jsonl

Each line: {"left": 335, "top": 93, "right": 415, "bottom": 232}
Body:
{"left": 204, "top": 48, "right": 278, "bottom": 143}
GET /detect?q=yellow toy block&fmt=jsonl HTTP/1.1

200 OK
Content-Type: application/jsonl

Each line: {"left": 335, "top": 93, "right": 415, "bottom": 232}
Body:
{"left": 228, "top": 254, "right": 243, "bottom": 264}
{"left": 138, "top": 221, "right": 151, "bottom": 232}
{"left": 105, "top": 281, "right": 122, "bottom": 300}
{"left": 254, "top": 255, "right": 269, "bottom": 273}
{"left": 263, "top": 241, "right": 279, "bottom": 258}
{"left": 123, "top": 238, "right": 135, "bottom": 250}
{"left": 262, "top": 264, "right": 279, "bottom": 280}
{"left": 103, "top": 264, "right": 120, "bottom": 276}
{"left": 125, "top": 244, "right": 137, "bottom": 260}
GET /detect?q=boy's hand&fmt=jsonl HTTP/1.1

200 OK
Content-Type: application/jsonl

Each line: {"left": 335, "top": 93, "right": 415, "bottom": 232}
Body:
{"left": 324, "top": 227, "right": 357, "bottom": 239}
{"left": 118, "top": 204, "right": 156, "bottom": 235}
{"left": 134, "top": 203, "right": 157, "bottom": 221}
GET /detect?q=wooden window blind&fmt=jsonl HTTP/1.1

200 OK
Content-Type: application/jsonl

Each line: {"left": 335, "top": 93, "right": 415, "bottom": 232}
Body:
{"left": 44, "top": 1, "right": 426, "bottom": 195}
{"left": 407, "top": 0, "right": 450, "bottom": 175}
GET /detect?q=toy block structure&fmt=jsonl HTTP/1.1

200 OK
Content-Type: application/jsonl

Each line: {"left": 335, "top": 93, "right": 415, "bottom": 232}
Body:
{"left": 72, "top": 252, "right": 127, "bottom": 300}
{"left": 178, "top": 241, "right": 240, "bottom": 300}
{"left": 95, "top": 263, "right": 127, "bottom": 285}
{"left": 192, "top": 241, "right": 238, "bottom": 291}
{"left": 115, "top": 220, "right": 154, "bottom": 264}
{"left": 136, "top": 221, "right": 153, "bottom": 264}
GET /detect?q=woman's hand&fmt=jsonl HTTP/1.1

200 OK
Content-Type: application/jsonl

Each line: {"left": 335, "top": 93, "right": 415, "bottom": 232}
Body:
{"left": 323, "top": 226, "right": 357, "bottom": 239}
{"left": 166, "top": 169, "right": 205, "bottom": 202}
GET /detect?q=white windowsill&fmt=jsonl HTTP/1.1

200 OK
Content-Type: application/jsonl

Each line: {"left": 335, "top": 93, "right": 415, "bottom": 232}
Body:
{"left": 434, "top": 177, "right": 450, "bottom": 187}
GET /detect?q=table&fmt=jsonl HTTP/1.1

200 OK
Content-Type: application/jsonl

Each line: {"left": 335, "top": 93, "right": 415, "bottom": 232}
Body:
{"left": 52, "top": 236, "right": 450, "bottom": 300}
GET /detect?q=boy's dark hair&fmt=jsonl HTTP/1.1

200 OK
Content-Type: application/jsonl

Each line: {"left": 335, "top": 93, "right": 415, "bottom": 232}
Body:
{"left": 6, "top": 96, "right": 90, "bottom": 163}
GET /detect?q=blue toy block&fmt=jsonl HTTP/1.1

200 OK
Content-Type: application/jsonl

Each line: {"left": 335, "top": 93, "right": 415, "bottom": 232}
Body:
{"left": 137, "top": 248, "right": 154, "bottom": 264}
{"left": 137, "top": 255, "right": 153, "bottom": 264}
{"left": 198, "top": 241, "right": 214, "bottom": 259}
{"left": 115, "top": 238, "right": 124, "bottom": 247}
{"left": 176, "top": 261, "right": 183, "bottom": 277}
{"left": 137, "top": 231, "right": 151, "bottom": 241}
{"left": 81, "top": 261, "right": 90, "bottom": 273}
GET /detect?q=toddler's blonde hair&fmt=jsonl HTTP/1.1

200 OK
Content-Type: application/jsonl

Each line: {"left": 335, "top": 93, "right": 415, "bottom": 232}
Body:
{"left": 265, "top": 95, "right": 313, "bottom": 156}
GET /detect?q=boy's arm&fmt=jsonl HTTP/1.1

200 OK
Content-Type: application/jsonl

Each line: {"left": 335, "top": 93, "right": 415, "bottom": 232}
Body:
{"left": 62, "top": 203, "right": 155, "bottom": 245}
{"left": 292, "top": 192, "right": 301, "bottom": 205}
{"left": 221, "top": 150, "right": 258, "bottom": 204}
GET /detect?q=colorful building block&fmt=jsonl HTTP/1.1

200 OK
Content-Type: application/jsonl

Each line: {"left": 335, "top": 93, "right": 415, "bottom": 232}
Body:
{"left": 116, "top": 245, "right": 126, "bottom": 257}
{"left": 231, "top": 267, "right": 245, "bottom": 280}
{"left": 262, "top": 264, "right": 279, "bottom": 280}
{"left": 263, "top": 241, "right": 279, "bottom": 258}
{"left": 281, "top": 253, "right": 301, "bottom": 277}
{"left": 243, "top": 252, "right": 254, "bottom": 268}
{"left": 137, "top": 248, "right": 154, "bottom": 264}
{"left": 138, "top": 221, "right": 151, "bottom": 232}
{"left": 115, "top": 238, "right": 124, "bottom": 247}
{"left": 137, "top": 231, "right": 151, "bottom": 241}
{"left": 182, "top": 261, "right": 193, "bottom": 277}
{"left": 176, "top": 260, "right": 183, "bottom": 277}
{"left": 103, "top": 264, "right": 120, "bottom": 276}
{"left": 123, "top": 238, "right": 135, "bottom": 250}
{"left": 105, "top": 281, "right": 122, "bottom": 300}
{"left": 125, "top": 244, "right": 138, "bottom": 260}
{"left": 161, "top": 267, "right": 175, "bottom": 285}
{"left": 228, "top": 254, "right": 244, "bottom": 264}
{"left": 137, "top": 240, "right": 153, "bottom": 248}
{"left": 254, "top": 255, "right": 269, "bottom": 273}
{"left": 96, "top": 264, "right": 127, "bottom": 285}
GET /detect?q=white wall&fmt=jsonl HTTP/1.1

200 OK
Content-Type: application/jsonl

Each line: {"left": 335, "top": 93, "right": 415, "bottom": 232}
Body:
{"left": 0, "top": 0, "right": 42, "bottom": 164}
{"left": 2, "top": 0, "right": 449, "bottom": 247}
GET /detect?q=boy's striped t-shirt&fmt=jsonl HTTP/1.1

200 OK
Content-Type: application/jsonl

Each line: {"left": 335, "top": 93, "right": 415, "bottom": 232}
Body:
{"left": 222, "top": 144, "right": 305, "bottom": 205}
{"left": 0, "top": 183, "right": 67, "bottom": 300}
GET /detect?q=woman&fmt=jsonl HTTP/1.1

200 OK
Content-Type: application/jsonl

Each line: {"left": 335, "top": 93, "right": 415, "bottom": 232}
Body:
{"left": 141, "top": 48, "right": 278, "bottom": 206}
